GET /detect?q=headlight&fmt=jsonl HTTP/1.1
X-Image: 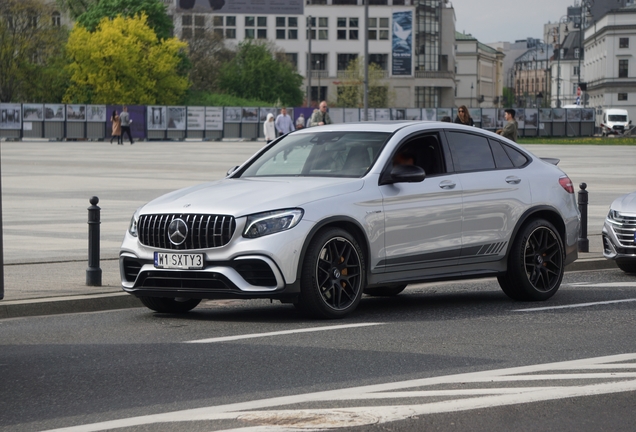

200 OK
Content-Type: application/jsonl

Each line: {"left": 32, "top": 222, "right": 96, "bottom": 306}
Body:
{"left": 128, "top": 211, "right": 140, "bottom": 237}
{"left": 243, "top": 209, "right": 304, "bottom": 238}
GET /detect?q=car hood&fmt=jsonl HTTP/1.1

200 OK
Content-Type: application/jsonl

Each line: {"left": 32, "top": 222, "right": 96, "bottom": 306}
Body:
{"left": 140, "top": 177, "right": 365, "bottom": 218}
{"left": 610, "top": 191, "right": 636, "bottom": 214}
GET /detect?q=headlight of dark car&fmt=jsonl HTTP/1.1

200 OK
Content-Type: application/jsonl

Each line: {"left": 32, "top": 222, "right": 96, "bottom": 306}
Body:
{"left": 243, "top": 209, "right": 304, "bottom": 238}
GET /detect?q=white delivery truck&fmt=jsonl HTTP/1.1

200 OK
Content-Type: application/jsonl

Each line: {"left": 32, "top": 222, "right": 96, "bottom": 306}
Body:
{"left": 598, "top": 108, "right": 631, "bottom": 136}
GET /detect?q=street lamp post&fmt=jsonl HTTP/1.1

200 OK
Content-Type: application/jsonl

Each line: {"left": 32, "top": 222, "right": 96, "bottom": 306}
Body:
{"left": 316, "top": 59, "right": 321, "bottom": 101}
{"left": 307, "top": 15, "right": 312, "bottom": 107}
{"left": 554, "top": 17, "right": 569, "bottom": 108}
{"left": 470, "top": 82, "right": 473, "bottom": 108}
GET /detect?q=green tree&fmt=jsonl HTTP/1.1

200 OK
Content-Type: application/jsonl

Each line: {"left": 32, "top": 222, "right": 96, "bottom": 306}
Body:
{"left": 64, "top": 14, "right": 189, "bottom": 105}
{"left": 334, "top": 57, "right": 389, "bottom": 108}
{"left": 76, "top": 0, "right": 173, "bottom": 40}
{"left": 187, "top": 30, "right": 233, "bottom": 94}
{"left": 218, "top": 40, "right": 303, "bottom": 107}
{"left": 0, "top": 0, "right": 69, "bottom": 102}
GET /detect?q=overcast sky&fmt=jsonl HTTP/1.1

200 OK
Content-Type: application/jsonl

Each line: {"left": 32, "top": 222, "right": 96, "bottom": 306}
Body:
{"left": 450, "top": 0, "right": 576, "bottom": 43}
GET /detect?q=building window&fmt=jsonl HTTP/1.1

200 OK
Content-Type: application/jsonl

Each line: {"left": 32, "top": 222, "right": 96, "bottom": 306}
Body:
{"left": 415, "top": 87, "right": 440, "bottom": 108}
{"left": 337, "top": 17, "right": 359, "bottom": 40}
{"left": 257, "top": 28, "right": 267, "bottom": 39}
{"left": 337, "top": 53, "right": 358, "bottom": 70}
{"left": 619, "top": 59, "right": 628, "bottom": 78}
{"left": 52, "top": 11, "right": 61, "bottom": 27}
{"left": 276, "top": 16, "right": 297, "bottom": 40}
{"left": 307, "top": 17, "right": 328, "bottom": 40}
{"left": 619, "top": 38, "right": 629, "bottom": 48}
{"left": 181, "top": 14, "right": 206, "bottom": 39}
{"left": 369, "top": 0, "right": 388, "bottom": 4}
{"left": 333, "top": 0, "right": 357, "bottom": 4}
{"left": 245, "top": 16, "right": 255, "bottom": 27}
{"left": 286, "top": 53, "right": 298, "bottom": 69}
{"left": 368, "top": 17, "right": 389, "bottom": 40}
{"left": 618, "top": 93, "right": 628, "bottom": 101}
{"left": 211, "top": 16, "right": 236, "bottom": 37}
{"left": 574, "top": 66, "right": 580, "bottom": 76}
{"left": 574, "top": 48, "right": 579, "bottom": 59}
{"left": 310, "top": 53, "right": 327, "bottom": 71}
{"left": 368, "top": 53, "right": 388, "bottom": 71}
{"left": 245, "top": 28, "right": 255, "bottom": 39}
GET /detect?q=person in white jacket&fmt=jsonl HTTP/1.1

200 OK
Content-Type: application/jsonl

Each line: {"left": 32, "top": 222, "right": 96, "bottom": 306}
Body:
{"left": 263, "top": 113, "right": 276, "bottom": 143}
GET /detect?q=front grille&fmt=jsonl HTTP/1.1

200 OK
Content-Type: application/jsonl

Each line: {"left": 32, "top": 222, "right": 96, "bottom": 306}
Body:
{"left": 138, "top": 214, "right": 236, "bottom": 250}
{"left": 610, "top": 212, "right": 636, "bottom": 247}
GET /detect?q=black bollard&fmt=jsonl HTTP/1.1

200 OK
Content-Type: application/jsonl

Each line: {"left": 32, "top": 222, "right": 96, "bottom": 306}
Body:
{"left": 578, "top": 183, "right": 589, "bottom": 253}
{"left": 86, "top": 196, "right": 102, "bottom": 286}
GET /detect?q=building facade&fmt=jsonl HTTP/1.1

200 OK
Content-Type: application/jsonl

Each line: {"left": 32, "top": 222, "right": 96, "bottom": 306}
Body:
{"left": 513, "top": 42, "right": 553, "bottom": 108}
{"left": 585, "top": 4, "right": 636, "bottom": 120}
{"left": 455, "top": 32, "right": 504, "bottom": 108}
{"left": 168, "top": 0, "right": 457, "bottom": 108}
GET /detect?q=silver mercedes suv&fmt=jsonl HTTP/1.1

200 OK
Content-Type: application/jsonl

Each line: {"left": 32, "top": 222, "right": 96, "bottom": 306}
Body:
{"left": 603, "top": 191, "right": 636, "bottom": 273}
{"left": 120, "top": 121, "right": 580, "bottom": 318}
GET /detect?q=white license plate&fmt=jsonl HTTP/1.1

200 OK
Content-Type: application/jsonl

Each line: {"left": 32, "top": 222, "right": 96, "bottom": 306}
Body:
{"left": 154, "top": 252, "right": 204, "bottom": 269}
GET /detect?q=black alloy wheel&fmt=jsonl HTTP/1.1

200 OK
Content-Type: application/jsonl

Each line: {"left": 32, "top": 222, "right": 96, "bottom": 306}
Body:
{"left": 298, "top": 228, "right": 365, "bottom": 318}
{"left": 498, "top": 219, "right": 564, "bottom": 301}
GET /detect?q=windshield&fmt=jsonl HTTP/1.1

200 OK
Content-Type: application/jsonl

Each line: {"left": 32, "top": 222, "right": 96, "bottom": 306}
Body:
{"left": 239, "top": 131, "right": 391, "bottom": 178}
{"left": 608, "top": 115, "right": 627, "bottom": 122}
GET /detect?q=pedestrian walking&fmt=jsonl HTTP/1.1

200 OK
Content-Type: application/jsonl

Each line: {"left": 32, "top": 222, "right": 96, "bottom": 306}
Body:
{"left": 264, "top": 113, "right": 276, "bottom": 143}
{"left": 496, "top": 109, "right": 518, "bottom": 142}
{"left": 110, "top": 110, "right": 121, "bottom": 145}
{"left": 275, "top": 107, "right": 295, "bottom": 136}
{"left": 454, "top": 105, "right": 475, "bottom": 126}
{"left": 120, "top": 106, "right": 134, "bottom": 144}
{"left": 309, "top": 101, "right": 332, "bottom": 127}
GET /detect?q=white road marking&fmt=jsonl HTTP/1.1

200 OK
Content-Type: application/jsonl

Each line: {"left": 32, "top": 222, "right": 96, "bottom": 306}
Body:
{"left": 185, "top": 322, "right": 385, "bottom": 343}
{"left": 512, "top": 298, "right": 636, "bottom": 312}
{"left": 567, "top": 282, "right": 636, "bottom": 288}
{"left": 44, "top": 353, "right": 636, "bottom": 432}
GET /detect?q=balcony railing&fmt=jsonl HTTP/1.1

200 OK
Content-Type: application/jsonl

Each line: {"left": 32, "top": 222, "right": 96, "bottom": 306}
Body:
{"left": 336, "top": 70, "right": 389, "bottom": 79}
{"left": 414, "top": 70, "right": 455, "bottom": 80}
{"left": 309, "top": 70, "right": 329, "bottom": 79}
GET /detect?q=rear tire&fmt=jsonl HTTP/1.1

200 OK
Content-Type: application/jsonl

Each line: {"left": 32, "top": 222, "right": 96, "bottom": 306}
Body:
{"left": 297, "top": 228, "right": 365, "bottom": 319}
{"left": 139, "top": 296, "right": 201, "bottom": 313}
{"left": 498, "top": 219, "right": 564, "bottom": 301}
{"left": 364, "top": 285, "right": 407, "bottom": 297}
{"left": 617, "top": 260, "right": 636, "bottom": 274}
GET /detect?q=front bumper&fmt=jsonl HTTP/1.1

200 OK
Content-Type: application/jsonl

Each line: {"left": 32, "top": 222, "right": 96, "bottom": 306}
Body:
{"left": 602, "top": 220, "right": 636, "bottom": 261}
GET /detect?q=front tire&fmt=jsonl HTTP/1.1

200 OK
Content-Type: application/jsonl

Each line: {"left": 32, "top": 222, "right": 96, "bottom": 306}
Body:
{"left": 617, "top": 260, "right": 636, "bottom": 274}
{"left": 139, "top": 296, "right": 201, "bottom": 313}
{"left": 498, "top": 219, "right": 564, "bottom": 301}
{"left": 297, "top": 228, "right": 366, "bottom": 319}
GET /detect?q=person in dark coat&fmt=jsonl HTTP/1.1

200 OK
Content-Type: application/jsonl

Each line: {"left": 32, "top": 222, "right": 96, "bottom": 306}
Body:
{"left": 454, "top": 105, "right": 474, "bottom": 126}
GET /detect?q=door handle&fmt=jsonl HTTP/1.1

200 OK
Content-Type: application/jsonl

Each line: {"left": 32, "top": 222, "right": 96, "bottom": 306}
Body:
{"left": 506, "top": 176, "right": 521, "bottom": 184}
{"left": 439, "top": 180, "right": 456, "bottom": 189}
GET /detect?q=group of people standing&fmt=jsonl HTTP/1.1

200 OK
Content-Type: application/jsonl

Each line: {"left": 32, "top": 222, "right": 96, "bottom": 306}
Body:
{"left": 263, "top": 101, "right": 333, "bottom": 144}
{"left": 263, "top": 101, "right": 518, "bottom": 144}
{"left": 110, "top": 106, "right": 134, "bottom": 145}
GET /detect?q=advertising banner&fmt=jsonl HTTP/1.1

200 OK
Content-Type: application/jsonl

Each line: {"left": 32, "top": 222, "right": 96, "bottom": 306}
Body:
{"left": 205, "top": 107, "right": 223, "bottom": 130}
{"left": 187, "top": 106, "right": 206, "bottom": 130}
{"left": 0, "top": 103, "right": 22, "bottom": 129}
{"left": 66, "top": 105, "right": 86, "bottom": 122}
{"left": 176, "top": 0, "right": 303, "bottom": 14}
{"left": 147, "top": 106, "right": 167, "bottom": 129}
{"left": 392, "top": 11, "right": 412, "bottom": 76}
{"left": 44, "top": 104, "right": 65, "bottom": 121}
{"left": 108, "top": 105, "right": 145, "bottom": 139}
{"left": 167, "top": 106, "right": 187, "bottom": 130}
{"left": 87, "top": 105, "right": 107, "bottom": 122}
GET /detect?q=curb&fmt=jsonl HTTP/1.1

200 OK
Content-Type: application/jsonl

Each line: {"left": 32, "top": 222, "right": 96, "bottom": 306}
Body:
{"left": 0, "top": 257, "right": 617, "bottom": 320}
{"left": 0, "top": 292, "right": 141, "bottom": 320}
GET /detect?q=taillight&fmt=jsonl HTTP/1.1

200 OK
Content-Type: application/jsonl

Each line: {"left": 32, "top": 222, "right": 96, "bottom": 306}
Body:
{"left": 559, "top": 176, "right": 574, "bottom": 194}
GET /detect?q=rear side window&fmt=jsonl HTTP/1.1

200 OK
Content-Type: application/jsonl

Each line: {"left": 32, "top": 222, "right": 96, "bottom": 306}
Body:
{"left": 503, "top": 143, "right": 529, "bottom": 167}
{"left": 446, "top": 132, "right": 495, "bottom": 172}
{"left": 489, "top": 139, "right": 514, "bottom": 169}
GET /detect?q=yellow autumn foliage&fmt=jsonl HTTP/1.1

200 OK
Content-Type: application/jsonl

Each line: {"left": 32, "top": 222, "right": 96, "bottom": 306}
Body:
{"left": 63, "top": 14, "right": 189, "bottom": 104}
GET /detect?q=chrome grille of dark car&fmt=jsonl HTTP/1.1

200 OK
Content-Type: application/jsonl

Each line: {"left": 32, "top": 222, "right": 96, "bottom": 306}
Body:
{"left": 611, "top": 212, "right": 636, "bottom": 247}
{"left": 138, "top": 214, "right": 236, "bottom": 250}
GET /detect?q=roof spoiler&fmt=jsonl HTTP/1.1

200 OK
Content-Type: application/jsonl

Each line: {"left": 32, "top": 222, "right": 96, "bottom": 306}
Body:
{"left": 541, "top": 157, "right": 560, "bottom": 166}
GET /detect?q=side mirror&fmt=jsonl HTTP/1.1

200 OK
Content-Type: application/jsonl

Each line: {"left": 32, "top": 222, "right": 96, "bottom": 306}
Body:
{"left": 226, "top": 166, "right": 239, "bottom": 177}
{"left": 380, "top": 164, "right": 426, "bottom": 185}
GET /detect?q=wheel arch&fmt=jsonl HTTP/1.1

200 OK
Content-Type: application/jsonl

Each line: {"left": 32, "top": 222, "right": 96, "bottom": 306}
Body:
{"left": 506, "top": 206, "right": 567, "bottom": 258}
{"left": 296, "top": 216, "right": 371, "bottom": 282}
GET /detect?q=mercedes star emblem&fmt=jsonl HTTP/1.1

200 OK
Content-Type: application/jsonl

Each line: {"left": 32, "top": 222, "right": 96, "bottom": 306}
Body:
{"left": 168, "top": 218, "right": 188, "bottom": 245}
